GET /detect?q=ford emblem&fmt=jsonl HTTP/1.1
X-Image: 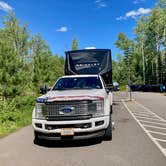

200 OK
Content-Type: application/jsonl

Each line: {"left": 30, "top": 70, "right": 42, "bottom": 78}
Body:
{"left": 60, "top": 107, "right": 75, "bottom": 114}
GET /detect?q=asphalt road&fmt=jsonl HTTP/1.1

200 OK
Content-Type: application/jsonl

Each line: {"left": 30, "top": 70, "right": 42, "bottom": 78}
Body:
{"left": 0, "top": 92, "right": 166, "bottom": 166}
{"left": 132, "top": 92, "right": 166, "bottom": 120}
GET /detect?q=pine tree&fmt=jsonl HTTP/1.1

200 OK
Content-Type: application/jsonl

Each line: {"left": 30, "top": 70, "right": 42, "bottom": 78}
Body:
{"left": 3, "top": 13, "right": 29, "bottom": 59}
{"left": 0, "top": 32, "right": 26, "bottom": 100}
{"left": 71, "top": 37, "right": 78, "bottom": 50}
{"left": 30, "top": 34, "right": 51, "bottom": 89}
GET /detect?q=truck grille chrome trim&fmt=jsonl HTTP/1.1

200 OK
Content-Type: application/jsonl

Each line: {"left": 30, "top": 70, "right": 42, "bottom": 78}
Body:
{"left": 35, "top": 100, "right": 103, "bottom": 119}
{"left": 45, "top": 115, "right": 92, "bottom": 121}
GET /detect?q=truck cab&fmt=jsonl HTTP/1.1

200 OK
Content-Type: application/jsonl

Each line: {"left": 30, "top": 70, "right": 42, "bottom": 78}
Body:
{"left": 32, "top": 49, "right": 113, "bottom": 141}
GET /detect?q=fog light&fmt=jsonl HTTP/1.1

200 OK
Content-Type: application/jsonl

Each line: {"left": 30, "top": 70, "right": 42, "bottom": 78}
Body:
{"left": 35, "top": 123, "right": 42, "bottom": 128}
{"left": 95, "top": 120, "right": 104, "bottom": 126}
{"left": 45, "top": 124, "right": 54, "bottom": 130}
{"left": 82, "top": 123, "right": 91, "bottom": 129}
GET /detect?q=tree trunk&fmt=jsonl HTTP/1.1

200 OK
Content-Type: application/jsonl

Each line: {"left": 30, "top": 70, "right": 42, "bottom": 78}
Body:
{"left": 163, "top": 27, "right": 166, "bottom": 86}
{"left": 141, "top": 42, "right": 146, "bottom": 84}
{"left": 155, "top": 35, "right": 160, "bottom": 84}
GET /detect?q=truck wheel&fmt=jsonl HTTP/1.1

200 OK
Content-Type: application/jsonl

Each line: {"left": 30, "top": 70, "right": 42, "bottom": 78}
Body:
{"left": 104, "top": 116, "right": 112, "bottom": 141}
{"left": 110, "top": 105, "right": 113, "bottom": 114}
{"left": 34, "top": 131, "right": 40, "bottom": 144}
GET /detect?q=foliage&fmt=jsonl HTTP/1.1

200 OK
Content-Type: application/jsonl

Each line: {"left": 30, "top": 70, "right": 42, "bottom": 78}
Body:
{"left": 114, "top": 0, "right": 166, "bottom": 87}
{"left": 0, "top": 13, "right": 65, "bottom": 137}
{"left": 71, "top": 37, "right": 78, "bottom": 50}
{"left": 0, "top": 96, "right": 36, "bottom": 137}
{"left": 115, "top": 33, "right": 133, "bottom": 84}
{"left": 0, "top": 14, "right": 28, "bottom": 100}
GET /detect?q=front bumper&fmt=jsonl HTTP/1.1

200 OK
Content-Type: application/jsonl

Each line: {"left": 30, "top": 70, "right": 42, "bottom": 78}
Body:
{"left": 35, "top": 130, "right": 105, "bottom": 140}
{"left": 32, "top": 116, "right": 109, "bottom": 140}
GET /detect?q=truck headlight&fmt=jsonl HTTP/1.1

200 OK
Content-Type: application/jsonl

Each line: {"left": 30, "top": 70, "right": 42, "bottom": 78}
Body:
{"left": 35, "top": 103, "right": 45, "bottom": 119}
{"left": 90, "top": 100, "right": 104, "bottom": 117}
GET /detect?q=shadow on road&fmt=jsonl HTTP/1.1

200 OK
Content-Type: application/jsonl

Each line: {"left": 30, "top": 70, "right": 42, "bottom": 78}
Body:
{"left": 33, "top": 138, "right": 103, "bottom": 148}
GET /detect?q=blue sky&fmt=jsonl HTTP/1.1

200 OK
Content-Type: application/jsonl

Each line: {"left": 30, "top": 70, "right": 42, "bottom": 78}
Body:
{"left": 0, "top": 0, "right": 157, "bottom": 60}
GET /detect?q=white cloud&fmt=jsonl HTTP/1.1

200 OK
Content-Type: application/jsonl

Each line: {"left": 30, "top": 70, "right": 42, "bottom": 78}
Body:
{"left": 98, "top": 3, "right": 107, "bottom": 8}
{"left": 0, "top": 1, "right": 13, "bottom": 12}
{"left": 94, "top": 0, "right": 108, "bottom": 8}
{"left": 56, "top": 26, "right": 68, "bottom": 32}
{"left": 116, "top": 7, "right": 151, "bottom": 20}
{"left": 95, "top": 0, "right": 101, "bottom": 3}
{"left": 133, "top": 0, "right": 145, "bottom": 4}
{"left": 116, "top": 16, "right": 126, "bottom": 21}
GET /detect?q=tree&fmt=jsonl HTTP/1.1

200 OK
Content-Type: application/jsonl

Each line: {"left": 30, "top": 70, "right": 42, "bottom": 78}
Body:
{"left": 115, "top": 33, "right": 133, "bottom": 84}
{"left": 134, "top": 16, "right": 148, "bottom": 84}
{"left": 71, "top": 37, "right": 78, "bottom": 50}
{"left": 158, "top": 0, "right": 166, "bottom": 8}
{"left": 3, "top": 13, "right": 29, "bottom": 59}
{"left": 0, "top": 13, "right": 31, "bottom": 100}
{"left": 30, "top": 34, "right": 52, "bottom": 89}
{"left": 0, "top": 13, "right": 65, "bottom": 96}
{"left": 147, "top": 7, "right": 163, "bottom": 84}
{"left": 30, "top": 34, "right": 64, "bottom": 91}
{"left": 0, "top": 31, "right": 26, "bottom": 100}
{"left": 114, "top": 0, "right": 166, "bottom": 86}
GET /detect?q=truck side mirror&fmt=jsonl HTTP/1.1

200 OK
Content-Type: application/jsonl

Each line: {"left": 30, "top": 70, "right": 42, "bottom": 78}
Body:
{"left": 47, "top": 86, "right": 52, "bottom": 91}
{"left": 106, "top": 84, "right": 113, "bottom": 93}
{"left": 40, "top": 85, "right": 47, "bottom": 94}
{"left": 106, "top": 88, "right": 110, "bottom": 94}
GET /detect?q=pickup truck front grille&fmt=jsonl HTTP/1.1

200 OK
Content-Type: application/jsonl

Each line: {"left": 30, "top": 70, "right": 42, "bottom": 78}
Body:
{"left": 35, "top": 100, "right": 104, "bottom": 120}
{"left": 46, "top": 101, "right": 95, "bottom": 116}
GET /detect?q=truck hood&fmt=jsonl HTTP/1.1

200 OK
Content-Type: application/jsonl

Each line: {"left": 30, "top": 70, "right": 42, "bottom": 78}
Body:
{"left": 37, "top": 89, "right": 106, "bottom": 102}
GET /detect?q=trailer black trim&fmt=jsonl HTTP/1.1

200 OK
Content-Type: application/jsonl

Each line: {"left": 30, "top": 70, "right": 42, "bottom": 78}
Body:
{"left": 65, "top": 49, "right": 112, "bottom": 86}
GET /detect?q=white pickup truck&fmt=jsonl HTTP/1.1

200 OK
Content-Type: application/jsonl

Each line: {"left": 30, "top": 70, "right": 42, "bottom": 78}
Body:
{"left": 32, "top": 49, "right": 113, "bottom": 141}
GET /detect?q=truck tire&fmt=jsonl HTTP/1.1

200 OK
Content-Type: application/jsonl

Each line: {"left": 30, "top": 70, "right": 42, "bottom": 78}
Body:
{"left": 104, "top": 116, "right": 112, "bottom": 141}
{"left": 34, "top": 131, "right": 40, "bottom": 144}
{"left": 110, "top": 105, "right": 113, "bottom": 114}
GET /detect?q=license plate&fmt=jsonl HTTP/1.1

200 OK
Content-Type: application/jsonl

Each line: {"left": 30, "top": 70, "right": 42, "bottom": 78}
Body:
{"left": 61, "top": 128, "right": 74, "bottom": 136}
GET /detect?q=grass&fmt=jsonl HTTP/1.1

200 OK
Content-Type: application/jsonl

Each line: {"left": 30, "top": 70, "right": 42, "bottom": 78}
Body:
{"left": 119, "top": 85, "right": 126, "bottom": 91}
{"left": 0, "top": 95, "right": 36, "bottom": 138}
{"left": 0, "top": 109, "right": 32, "bottom": 137}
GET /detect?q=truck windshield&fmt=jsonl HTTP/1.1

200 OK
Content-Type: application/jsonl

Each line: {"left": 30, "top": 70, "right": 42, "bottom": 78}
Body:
{"left": 52, "top": 77, "right": 103, "bottom": 90}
